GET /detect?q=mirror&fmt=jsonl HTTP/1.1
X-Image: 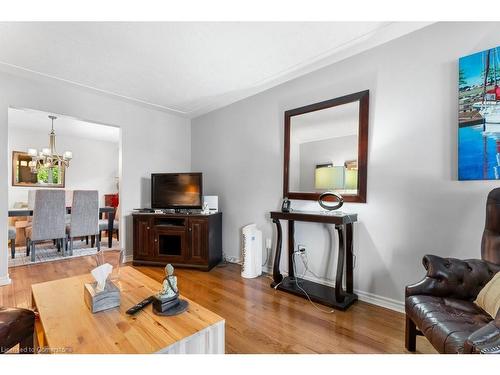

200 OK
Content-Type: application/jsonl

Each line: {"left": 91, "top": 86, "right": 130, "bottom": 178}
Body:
{"left": 12, "top": 150, "right": 66, "bottom": 188}
{"left": 284, "top": 90, "right": 369, "bottom": 203}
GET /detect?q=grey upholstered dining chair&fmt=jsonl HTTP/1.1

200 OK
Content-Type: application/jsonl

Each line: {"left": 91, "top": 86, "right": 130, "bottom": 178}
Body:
{"left": 25, "top": 190, "right": 66, "bottom": 262}
{"left": 27, "top": 189, "right": 36, "bottom": 210}
{"left": 8, "top": 227, "right": 16, "bottom": 259}
{"left": 66, "top": 190, "right": 100, "bottom": 255}
{"left": 99, "top": 204, "right": 119, "bottom": 247}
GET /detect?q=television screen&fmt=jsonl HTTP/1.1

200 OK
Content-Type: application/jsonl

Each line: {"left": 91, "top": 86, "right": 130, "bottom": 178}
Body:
{"left": 151, "top": 173, "right": 202, "bottom": 209}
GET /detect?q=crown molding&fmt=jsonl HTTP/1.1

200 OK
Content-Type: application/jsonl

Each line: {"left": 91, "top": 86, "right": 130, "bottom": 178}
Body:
{"left": 189, "top": 22, "right": 434, "bottom": 118}
{"left": 0, "top": 61, "right": 190, "bottom": 118}
{"left": 0, "top": 22, "right": 433, "bottom": 119}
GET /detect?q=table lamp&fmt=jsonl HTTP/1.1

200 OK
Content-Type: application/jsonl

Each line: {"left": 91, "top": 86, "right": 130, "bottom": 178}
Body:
{"left": 315, "top": 163, "right": 345, "bottom": 190}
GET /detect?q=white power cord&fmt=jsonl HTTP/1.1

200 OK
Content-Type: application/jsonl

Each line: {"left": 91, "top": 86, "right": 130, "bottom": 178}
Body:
{"left": 270, "top": 212, "right": 356, "bottom": 314}
{"left": 290, "top": 213, "right": 357, "bottom": 314}
{"left": 299, "top": 251, "right": 335, "bottom": 282}
{"left": 292, "top": 251, "right": 335, "bottom": 314}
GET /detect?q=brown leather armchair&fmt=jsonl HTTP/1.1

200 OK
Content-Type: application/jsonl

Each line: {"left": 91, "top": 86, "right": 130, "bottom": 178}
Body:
{"left": 405, "top": 188, "right": 500, "bottom": 354}
{"left": 0, "top": 307, "right": 35, "bottom": 354}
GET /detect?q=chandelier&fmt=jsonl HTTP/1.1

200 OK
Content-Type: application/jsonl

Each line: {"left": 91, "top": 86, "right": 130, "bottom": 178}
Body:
{"left": 27, "top": 115, "right": 73, "bottom": 173}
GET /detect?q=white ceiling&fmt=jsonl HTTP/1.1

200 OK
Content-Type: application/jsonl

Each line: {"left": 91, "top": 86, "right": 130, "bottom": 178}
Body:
{"left": 0, "top": 22, "right": 431, "bottom": 118}
{"left": 8, "top": 107, "right": 120, "bottom": 143}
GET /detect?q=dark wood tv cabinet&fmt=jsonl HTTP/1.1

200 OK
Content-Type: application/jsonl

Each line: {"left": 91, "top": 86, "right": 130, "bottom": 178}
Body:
{"left": 132, "top": 212, "right": 222, "bottom": 271}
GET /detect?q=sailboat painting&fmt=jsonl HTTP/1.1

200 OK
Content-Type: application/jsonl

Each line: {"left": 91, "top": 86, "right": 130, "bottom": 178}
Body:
{"left": 458, "top": 46, "right": 500, "bottom": 180}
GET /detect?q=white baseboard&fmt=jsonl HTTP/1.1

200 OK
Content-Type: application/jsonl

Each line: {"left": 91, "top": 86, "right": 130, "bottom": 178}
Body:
{"left": 224, "top": 256, "right": 242, "bottom": 264}
{"left": 124, "top": 254, "right": 134, "bottom": 263}
{"left": 260, "top": 266, "right": 404, "bottom": 313}
{"left": 0, "top": 275, "right": 12, "bottom": 286}
{"left": 354, "top": 289, "right": 404, "bottom": 313}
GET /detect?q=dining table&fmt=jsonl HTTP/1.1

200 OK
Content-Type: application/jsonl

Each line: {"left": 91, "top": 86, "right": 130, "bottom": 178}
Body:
{"left": 8, "top": 206, "right": 116, "bottom": 248}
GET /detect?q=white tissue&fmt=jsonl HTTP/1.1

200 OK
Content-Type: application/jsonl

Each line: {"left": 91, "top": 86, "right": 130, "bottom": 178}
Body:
{"left": 91, "top": 263, "right": 113, "bottom": 293}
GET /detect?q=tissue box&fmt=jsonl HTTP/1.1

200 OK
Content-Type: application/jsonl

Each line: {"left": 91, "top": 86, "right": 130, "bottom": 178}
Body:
{"left": 84, "top": 281, "right": 121, "bottom": 313}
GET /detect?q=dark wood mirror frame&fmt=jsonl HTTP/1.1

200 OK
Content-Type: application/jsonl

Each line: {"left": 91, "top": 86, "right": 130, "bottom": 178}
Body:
{"left": 283, "top": 90, "right": 369, "bottom": 203}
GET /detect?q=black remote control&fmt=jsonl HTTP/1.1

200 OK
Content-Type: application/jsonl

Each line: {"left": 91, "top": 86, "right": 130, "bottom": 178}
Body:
{"left": 126, "top": 296, "right": 155, "bottom": 315}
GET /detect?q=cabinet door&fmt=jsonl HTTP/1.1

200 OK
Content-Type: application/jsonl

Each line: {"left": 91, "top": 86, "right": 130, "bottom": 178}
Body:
{"left": 152, "top": 226, "right": 187, "bottom": 263}
{"left": 133, "top": 217, "right": 151, "bottom": 259}
{"left": 188, "top": 218, "right": 208, "bottom": 263}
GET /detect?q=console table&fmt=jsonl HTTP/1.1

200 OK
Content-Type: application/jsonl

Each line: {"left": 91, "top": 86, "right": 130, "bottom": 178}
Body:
{"left": 270, "top": 211, "right": 358, "bottom": 310}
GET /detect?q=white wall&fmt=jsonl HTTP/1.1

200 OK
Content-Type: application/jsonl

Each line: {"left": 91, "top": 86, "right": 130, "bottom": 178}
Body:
{"left": 8, "top": 127, "right": 119, "bottom": 207}
{"left": 0, "top": 68, "right": 191, "bottom": 285}
{"left": 191, "top": 22, "right": 500, "bottom": 310}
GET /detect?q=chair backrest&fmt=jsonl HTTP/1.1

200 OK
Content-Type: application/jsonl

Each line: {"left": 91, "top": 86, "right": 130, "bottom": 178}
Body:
{"left": 481, "top": 188, "right": 500, "bottom": 265}
{"left": 31, "top": 190, "right": 66, "bottom": 241}
{"left": 65, "top": 190, "right": 73, "bottom": 208}
{"left": 27, "top": 190, "right": 36, "bottom": 209}
{"left": 69, "top": 190, "right": 99, "bottom": 238}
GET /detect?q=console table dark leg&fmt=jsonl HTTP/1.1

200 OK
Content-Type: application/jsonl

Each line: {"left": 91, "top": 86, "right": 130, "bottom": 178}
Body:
{"left": 271, "top": 219, "right": 283, "bottom": 286}
{"left": 288, "top": 220, "right": 295, "bottom": 280}
{"left": 345, "top": 223, "right": 354, "bottom": 294}
{"left": 334, "top": 225, "right": 345, "bottom": 303}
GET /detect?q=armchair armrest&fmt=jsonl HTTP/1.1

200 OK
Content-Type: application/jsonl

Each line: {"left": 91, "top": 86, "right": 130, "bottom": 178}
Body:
{"left": 464, "top": 309, "right": 500, "bottom": 354}
{"left": 0, "top": 307, "right": 35, "bottom": 353}
{"left": 405, "top": 255, "right": 499, "bottom": 301}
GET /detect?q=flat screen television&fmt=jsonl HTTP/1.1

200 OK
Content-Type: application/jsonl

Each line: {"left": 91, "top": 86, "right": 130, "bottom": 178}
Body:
{"left": 151, "top": 173, "right": 203, "bottom": 209}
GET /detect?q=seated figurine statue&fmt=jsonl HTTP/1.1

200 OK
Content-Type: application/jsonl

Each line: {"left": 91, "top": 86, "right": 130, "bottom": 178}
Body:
{"left": 157, "top": 264, "right": 179, "bottom": 300}
{"left": 152, "top": 263, "right": 188, "bottom": 316}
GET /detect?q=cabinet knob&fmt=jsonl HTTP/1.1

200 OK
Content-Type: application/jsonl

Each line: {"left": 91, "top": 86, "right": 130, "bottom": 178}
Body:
{"left": 146, "top": 227, "right": 150, "bottom": 230}
{"left": 155, "top": 239, "right": 158, "bottom": 242}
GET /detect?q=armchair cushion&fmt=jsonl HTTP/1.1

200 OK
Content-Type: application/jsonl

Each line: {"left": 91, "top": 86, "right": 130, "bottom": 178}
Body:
{"left": 406, "top": 295, "right": 493, "bottom": 353}
{"left": 406, "top": 255, "right": 500, "bottom": 301}
{"left": 98, "top": 219, "right": 118, "bottom": 231}
{"left": 474, "top": 271, "right": 500, "bottom": 318}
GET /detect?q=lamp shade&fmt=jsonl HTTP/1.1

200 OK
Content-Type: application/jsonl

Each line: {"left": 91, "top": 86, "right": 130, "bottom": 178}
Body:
{"left": 344, "top": 169, "right": 358, "bottom": 190}
{"left": 315, "top": 165, "right": 345, "bottom": 190}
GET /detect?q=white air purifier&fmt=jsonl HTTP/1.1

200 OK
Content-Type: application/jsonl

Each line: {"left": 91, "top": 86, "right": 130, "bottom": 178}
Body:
{"left": 241, "top": 224, "right": 263, "bottom": 279}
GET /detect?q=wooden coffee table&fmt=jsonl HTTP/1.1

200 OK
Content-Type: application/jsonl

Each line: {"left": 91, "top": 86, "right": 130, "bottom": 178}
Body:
{"left": 31, "top": 266, "right": 225, "bottom": 354}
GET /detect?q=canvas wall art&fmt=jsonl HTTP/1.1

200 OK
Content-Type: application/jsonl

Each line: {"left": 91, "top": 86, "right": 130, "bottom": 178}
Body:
{"left": 458, "top": 46, "right": 500, "bottom": 180}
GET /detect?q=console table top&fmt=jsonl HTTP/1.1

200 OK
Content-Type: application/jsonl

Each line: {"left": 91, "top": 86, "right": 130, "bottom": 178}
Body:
{"left": 270, "top": 210, "right": 357, "bottom": 224}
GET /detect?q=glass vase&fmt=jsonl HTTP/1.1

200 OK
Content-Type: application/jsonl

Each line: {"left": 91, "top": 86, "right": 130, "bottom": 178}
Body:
{"left": 95, "top": 248, "right": 125, "bottom": 281}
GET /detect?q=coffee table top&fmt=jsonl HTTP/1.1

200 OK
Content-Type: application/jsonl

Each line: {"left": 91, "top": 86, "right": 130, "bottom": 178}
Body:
{"left": 31, "top": 266, "right": 224, "bottom": 353}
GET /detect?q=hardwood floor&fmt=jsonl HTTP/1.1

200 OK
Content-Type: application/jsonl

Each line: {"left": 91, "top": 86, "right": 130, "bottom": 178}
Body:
{"left": 0, "top": 255, "right": 436, "bottom": 354}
